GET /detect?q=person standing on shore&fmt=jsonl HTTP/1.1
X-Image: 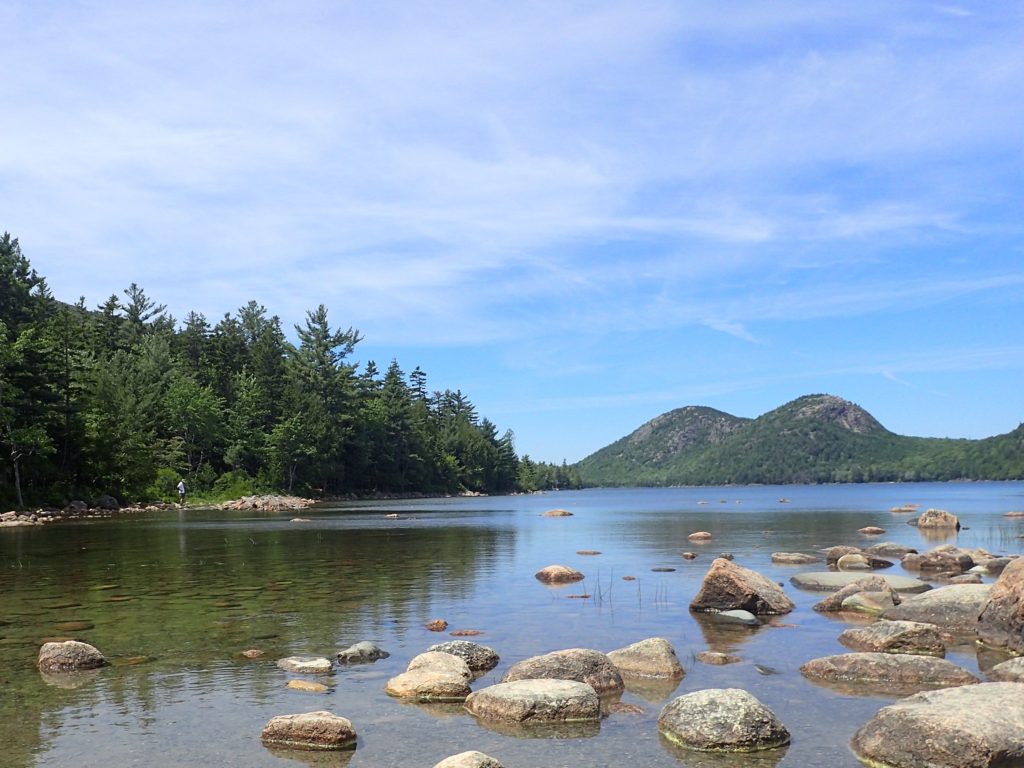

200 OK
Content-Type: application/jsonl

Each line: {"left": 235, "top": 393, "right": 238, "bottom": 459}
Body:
{"left": 177, "top": 478, "right": 186, "bottom": 506}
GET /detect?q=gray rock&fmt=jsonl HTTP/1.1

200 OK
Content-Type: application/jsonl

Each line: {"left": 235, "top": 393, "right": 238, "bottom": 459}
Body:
{"left": 501, "top": 648, "right": 624, "bottom": 694}
{"left": 852, "top": 683, "right": 1024, "bottom": 768}
{"left": 800, "top": 652, "right": 978, "bottom": 691}
{"left": 465, "top": 679, "right": 600, "bottom": 724}
{"left": 793, "top": 571, "right": 931, "bottom": 593}
{"left": 987, "top": 657, "right": 1024, "bottom": 682}
{"left": 771, "top": 552, "right": 820, "bottom": 565}
{"left": 658, "top": 688, "right": 790, "bottom": 752}
{"left": 882, "top": 583, "right": 992, "bottom": 634}
{"left": 837, "top": 553, "right": 893, "bottom": 570}
{"left": 607, "top": 637, "right": 684, "bottom": 679}
{"left": 428, "top": 640, "right": 499, "bottom": 673}
{"left": 690, "top": 558, "right": 794, "bottom": 615}
{"left": 812, "top": 575, "right": 902, "bottom": 613}
{"left": 838, "top": 620, "right": 946, "bottom": 657}
{"left": 260, "top": 710, "right": 357, "bottom": 751}
{"left": 336, "top": 641, "right": 389, "bottom": 664}
{"left": 865, "top": 542, "right": 918, "bottom": 558}
{"left": 37, "top": 641, "right": 107, "bottom": 672}
{"left": 978, "top": 558, "right": 1024, "bottom": 654}
{"left": 277, "top": 656, "right": 333, "bottom": 674}
{"left": 902, "top": 545, "right": 975, "bottom": 573}
{"left": 433, "top": 752, "right": 504, "bottom": 768}
{"left": 407, "top": 651, "right": 472, "bottom": 680}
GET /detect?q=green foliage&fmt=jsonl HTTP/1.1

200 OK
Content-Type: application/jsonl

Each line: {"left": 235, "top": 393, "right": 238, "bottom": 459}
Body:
{"left": 0, "top": 235, "right": 537, "bottom": 507}
{"left": 576, "top": 394, "right": 1024, "bottom": 486}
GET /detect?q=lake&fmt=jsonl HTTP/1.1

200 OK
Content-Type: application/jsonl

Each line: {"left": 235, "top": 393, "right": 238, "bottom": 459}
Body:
{"left": 3, "top": 482, "right": 1023, "bottom": 768}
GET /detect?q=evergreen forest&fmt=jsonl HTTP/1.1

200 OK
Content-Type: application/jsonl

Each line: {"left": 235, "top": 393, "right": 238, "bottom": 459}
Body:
{"left": 0, "top": 233, "right": 581, "bottom": 508}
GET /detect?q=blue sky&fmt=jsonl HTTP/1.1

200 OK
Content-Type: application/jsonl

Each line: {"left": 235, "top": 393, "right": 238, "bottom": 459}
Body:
{"left": 2, "top": 2, "right": 1022, "bottom": 463}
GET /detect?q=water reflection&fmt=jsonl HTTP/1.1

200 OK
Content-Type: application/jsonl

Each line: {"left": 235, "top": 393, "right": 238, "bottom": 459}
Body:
{"left": 470, "top": 716, "right": 602, "bottom": 740}
{"left": 620, "top": 673, "right": 682, "bottom": 703}
{"left": 660, "top": 734, "right": 789, "bottom": 768}
{"left": 262, "top": 745, "right": 356, "bottom": 767}
{"left": 690, "top": 613, "right": 765, "bottom": 655}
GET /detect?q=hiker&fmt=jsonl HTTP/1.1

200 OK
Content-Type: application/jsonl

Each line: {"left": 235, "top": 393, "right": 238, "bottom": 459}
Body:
{"left": 177, "top": 478, "right": 186, "bottom": 506}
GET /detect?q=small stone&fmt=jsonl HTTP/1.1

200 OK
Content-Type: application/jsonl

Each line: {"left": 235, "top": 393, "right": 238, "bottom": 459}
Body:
{"left": 242, "top": 649, "right": 264, "bottom": 659}
{"left": 688, "top": 531, "right": 712, "bottom": 541}
{"left": 426, "top": 619, "right": 448, "bottom": 632}
{"left": 433, "top": 751, "right": 504, "bottom": 768}
{"left": 542, "top": 508, "right": 573, "bottom": 517}
{"left": 287, "top": 679, "right": 329, "bottom": 693}
{"left": 37, "top": 641, "right": 106, "bottom": 672}
{"left": 336, "top": 641, "right": 389, "bottom": 663}
{"left": 607, "top": 637, "right": 684, "bottom": 679}
{"left": 696, "top": 651, "right": 740, "bottom": 665}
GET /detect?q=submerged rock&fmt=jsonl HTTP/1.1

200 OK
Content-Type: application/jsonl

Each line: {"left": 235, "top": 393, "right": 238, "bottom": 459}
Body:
{"left": 852, "top": 683, "right": 1024, "bottom": 768}
{"left": 277, "top": 657, "right": 333, "bottom": 675}
{"left": 658, "top": 688, "right": 790, "bottom": 752}
{"left": 690, "top": 558, "right": 794, "bottom": 615}
{"left": 902, "top": 545, "right": 975, "bottom": 573}
{"left": 433, "top": 752, "right": 504, "bottom": 768}
{"left": 260, "top": 710, "right": 357, "bottom": 751}
{"left": 800, "top": 652, "right": 978, "bottom": 691}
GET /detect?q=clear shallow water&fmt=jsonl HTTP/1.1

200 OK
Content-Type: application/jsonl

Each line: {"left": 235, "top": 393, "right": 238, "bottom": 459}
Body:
{"left": 2, "top": 482, "right": 1023, "bottom": 768}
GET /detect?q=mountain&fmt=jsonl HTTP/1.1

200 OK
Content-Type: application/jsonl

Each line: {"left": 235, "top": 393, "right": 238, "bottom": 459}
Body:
{"left": 575, "top": 394, "right": 1024, "bottom": 486}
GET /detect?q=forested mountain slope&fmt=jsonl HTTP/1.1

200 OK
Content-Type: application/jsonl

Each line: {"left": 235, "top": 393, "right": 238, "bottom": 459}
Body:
{"left": 576, "top": 394, "right": 1024, "bottom": 486}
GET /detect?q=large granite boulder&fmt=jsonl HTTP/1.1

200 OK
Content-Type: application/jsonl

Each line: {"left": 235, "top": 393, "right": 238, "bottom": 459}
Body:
{"left": 464, "top": 679, "right": 600, "bottom": 724}
{"left": 690, "top": 558, "right": 794, "bottom": 615}
{"left": 881, "top": 584, "right": 992, "bottom": 634}
{"left": 336, "top": 641, "right": 389, "bottom": 664}
{"left": 913, "top": 508, "right": 960, "bottom": 529}
{"left": 501, "top": 648, "right": 624, "bottom": 694}
{"left": 260, "top": 710, "right": 357, "bottom": 750}
{"left": 812, "top": 575, "right": 900, "bottom": 613}
{"left": 901, "top": 545, "right": 975, "bottom": 573}
{"left": 658, "top": 689, "right": 790, "bottom": 752}
{"left": 428, "top": 640, "right": 500, "bottom": 673}
{"left": 534, "top": 565, "right": 584, "bottom": 584}
{"left": 852, "top": 683, "right": 1024, "bottom": 768}
{"left": 385, "top": 651, "right": 472, "bottom": 701}
{"left": 838, "top": 620, "right": 946, "bottom": 657}
{"left": 433, "top": 752, "right": 504, "bottom": 768}
{"left": 977, "top": 557, "right": 1024, "bottom": 654}
{"left": 37, "top": 641, "right": 107, "bottom": 672}
{"left": 607, "top": 637, "right": 684, "bottom": 679}
{"left": 800, "top": 653, "right": 978, "bottom": 691}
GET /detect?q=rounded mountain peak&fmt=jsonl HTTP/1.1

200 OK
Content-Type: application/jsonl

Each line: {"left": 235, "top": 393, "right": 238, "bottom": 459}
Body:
{"left": 789, "top": 394, "right": 885, "bottom": 434}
